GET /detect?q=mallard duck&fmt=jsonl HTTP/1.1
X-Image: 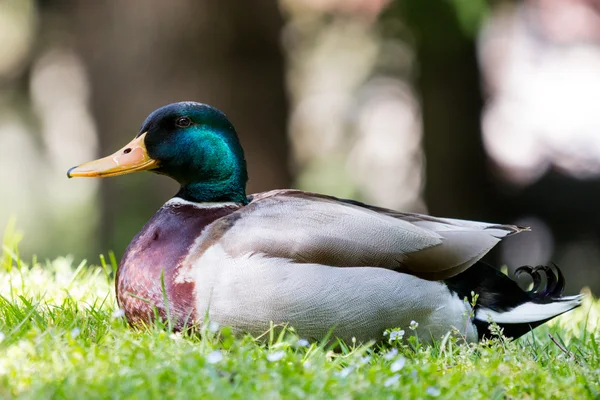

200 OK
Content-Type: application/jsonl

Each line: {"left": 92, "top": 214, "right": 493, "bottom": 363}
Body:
{"left": 67, "top": 102, "right": 582, "bottom": 343}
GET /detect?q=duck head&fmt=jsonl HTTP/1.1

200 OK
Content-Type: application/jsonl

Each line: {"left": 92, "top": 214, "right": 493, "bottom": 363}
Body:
{"left": 67, "top": 102, "right": 249, "bottom": 204}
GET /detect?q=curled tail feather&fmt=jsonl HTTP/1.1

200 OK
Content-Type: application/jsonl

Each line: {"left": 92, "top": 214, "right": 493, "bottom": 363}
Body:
{"left": 445, "top": 262, "right": 583, "bottom": 340}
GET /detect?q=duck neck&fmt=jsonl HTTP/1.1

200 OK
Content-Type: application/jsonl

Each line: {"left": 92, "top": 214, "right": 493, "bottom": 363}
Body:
{"left": 171, "top": 128, "right": 249, "bottom": 204}
{"left": 176, "top": 179, "right": 247, "bottom": 204}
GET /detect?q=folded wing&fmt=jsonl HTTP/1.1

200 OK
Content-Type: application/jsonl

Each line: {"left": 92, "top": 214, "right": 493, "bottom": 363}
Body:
{"left": 204, "top": 190, "right": 526, "bottom": 280}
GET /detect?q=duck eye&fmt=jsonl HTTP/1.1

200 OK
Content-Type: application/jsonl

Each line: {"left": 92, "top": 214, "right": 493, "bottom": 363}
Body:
{"left": 175, "top": 116, "right": 192, "bottom": 128}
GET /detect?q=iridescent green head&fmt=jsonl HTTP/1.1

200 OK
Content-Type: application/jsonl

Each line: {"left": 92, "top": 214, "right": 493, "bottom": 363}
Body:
{"left": 67, "top": 102, "right": 249, "bottom": 204}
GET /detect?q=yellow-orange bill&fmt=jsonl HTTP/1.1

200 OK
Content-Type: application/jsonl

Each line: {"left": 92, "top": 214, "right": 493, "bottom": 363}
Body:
{"left": 67, "top": 132, "right": 159, "bottom": 178}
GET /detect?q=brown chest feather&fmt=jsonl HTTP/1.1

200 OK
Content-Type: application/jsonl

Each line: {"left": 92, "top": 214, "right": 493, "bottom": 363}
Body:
{"left": 116, "top": 201, "right": 239, "bottom": 329}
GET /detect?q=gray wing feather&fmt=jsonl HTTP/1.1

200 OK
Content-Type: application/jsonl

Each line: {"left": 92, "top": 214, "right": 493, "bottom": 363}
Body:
{"left": 209, "top": 190, "right": 526, "bottom": 280}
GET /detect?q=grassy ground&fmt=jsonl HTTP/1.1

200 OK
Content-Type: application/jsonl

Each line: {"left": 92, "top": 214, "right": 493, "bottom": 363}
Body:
{"left": 1, "top": 228, "right": 599, "bottom": 399}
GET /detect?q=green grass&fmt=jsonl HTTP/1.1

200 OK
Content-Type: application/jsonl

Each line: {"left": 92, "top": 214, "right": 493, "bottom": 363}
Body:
{"left": 1, "top": 229, "right": 600, "bottom": 399}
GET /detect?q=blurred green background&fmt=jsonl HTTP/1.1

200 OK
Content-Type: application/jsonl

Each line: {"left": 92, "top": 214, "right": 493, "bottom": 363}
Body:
{"left": 2, "top": 0, "right": 600, "bottom": 293}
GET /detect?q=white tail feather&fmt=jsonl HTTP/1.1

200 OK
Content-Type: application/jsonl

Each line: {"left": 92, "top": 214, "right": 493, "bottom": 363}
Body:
{"left": 475, "top": 295, "right": 584, "bottom": 324}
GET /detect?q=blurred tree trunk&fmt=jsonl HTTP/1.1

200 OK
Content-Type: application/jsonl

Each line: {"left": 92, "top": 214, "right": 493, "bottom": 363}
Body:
{"left": 67, "top": 1, "right": 289, "bottom": 257}
{"left": 396, "top": 0, "right": 501, "bottom": 222}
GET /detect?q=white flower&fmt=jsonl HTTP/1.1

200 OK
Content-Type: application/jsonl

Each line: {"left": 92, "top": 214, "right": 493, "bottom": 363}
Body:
{"left": 384, "top": 375, "right": 400, "bottom": 387}
{"left": 426, "top": 387, "right": 441, "bottom": 397}
{"left": 336, "top": 366, "right": 354, "bottom": 378}
{"left": 267, "top": 351, "right": 285, "bottom": 362}
{"left": 390, "top": 357, "right": 406, "bottom": 372}
{"left": 389, "top": 330, "right": 405, "bottom": 341}
{"left": 303, "top": 361, "right": 312, "bottom": 369}
{"left": 359, "top": 356, "right": 371, "bottom": 365}
{"left": 208, "top": 321, "right": 220, "bottom": 333}
{"left": 206, "top": 350, "right": 223, "bottom": 364}
{"left": 0, "top": 332, "right": 5, "bottom": 343}
{"left": 70, "top": 328, "right": 80, "bottom": 338}
{"left": 409, "top": 320, "right": 419, "bottom": 330}
{"left": 383, "top": 348, "right": 398, "bottom": 360}
{"left": 296, "top": 339, "right": 310, "bottom": 348}
{"left": 112, "top": 309, "right": 125, "bottom": 318}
